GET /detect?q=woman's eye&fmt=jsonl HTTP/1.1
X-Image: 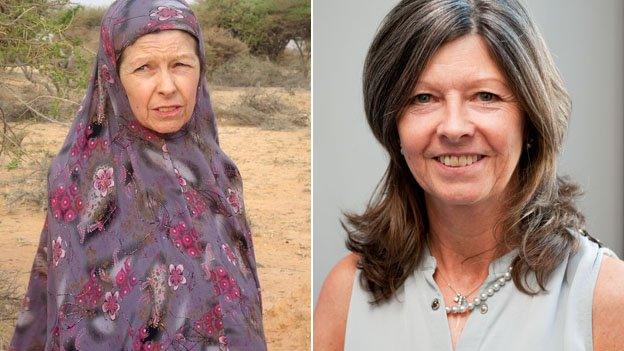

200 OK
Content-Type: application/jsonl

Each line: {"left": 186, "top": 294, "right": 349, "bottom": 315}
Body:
{"left": 134, "top": 65, "right": 148, "bottom": 72}
{"left": 476, "top": 92, "right": 499, "bottom": 102}
{"left": 414, "top": 94, "right": 432, "bottom": 104}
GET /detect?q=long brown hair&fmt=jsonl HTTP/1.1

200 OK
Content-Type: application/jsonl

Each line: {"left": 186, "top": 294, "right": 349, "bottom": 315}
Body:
{"left": 345, "top": 0, "right": 585, "bottom": 304}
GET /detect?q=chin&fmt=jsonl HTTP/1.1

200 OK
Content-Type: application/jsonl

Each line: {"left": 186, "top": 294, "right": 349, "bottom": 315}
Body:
{"left": 141, "top": 112, "right": 191, "bottom": 134}
{"left": 428, "top": 187, "right": 491, "bottom": 207}
{"left": 149, "top": 120, "right": 186, "bottom": 134}
{"left": 152, "top": 125, "right": 182, "bottom": 134}
{"left": 438, "top": 197, "right": 484, "bottom": 207}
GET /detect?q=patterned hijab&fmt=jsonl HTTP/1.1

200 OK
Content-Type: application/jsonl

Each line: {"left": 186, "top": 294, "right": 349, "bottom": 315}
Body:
{"left": 10, "top": 1, "right": 266, "bottom": 350}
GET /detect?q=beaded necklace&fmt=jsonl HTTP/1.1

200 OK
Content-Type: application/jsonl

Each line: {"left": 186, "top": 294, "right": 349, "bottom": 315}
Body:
{"left": 440, "top": 265, "right": 513, "bottom": 315}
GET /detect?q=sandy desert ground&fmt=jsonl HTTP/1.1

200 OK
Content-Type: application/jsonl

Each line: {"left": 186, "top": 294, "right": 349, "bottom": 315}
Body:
{"left": 0, "top": 88, "right": 310, "bottom": 350}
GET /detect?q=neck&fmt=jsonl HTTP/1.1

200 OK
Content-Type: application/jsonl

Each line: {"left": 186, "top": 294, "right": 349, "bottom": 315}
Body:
{"left": 425, "top": 195, "right": 507, "bottom": 288}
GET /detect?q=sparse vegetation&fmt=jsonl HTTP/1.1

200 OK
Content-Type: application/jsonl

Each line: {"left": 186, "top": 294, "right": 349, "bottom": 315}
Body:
{"left": 193, "top": 0, "right": 310, "bottom": 59}
{"left": 0, "top": 1, "right": 92, "bottom": 98}
{"left": 0, "top": 269, "right": 23, "bottom": 348}
{"left": 210, "top": 54, "right": 307, "bottom": 88}
{"left": 0, "top": 150, "right": 53, "bottom": 210}
{"left": 203, "top": 26, "right": 250, "bottom": 75}
{"left": 6, "top": 158, "right": 19, "bottom": 170}
{"left": 241, "top": 89, "right": 288, "bottom": 114}
{"left": 214, "top": 88, "right": 309, "bottom": 130}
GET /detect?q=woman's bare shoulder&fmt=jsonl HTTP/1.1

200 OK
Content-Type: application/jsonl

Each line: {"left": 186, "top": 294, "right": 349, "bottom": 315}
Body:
{"left": 313, "top": 253, "right": 360, "bottom": 351}
{"left": 321, "top": 253, "right": 360, "bottom": 294}
{"left": 593, "top": 254, "right": 624, "bottom": 350}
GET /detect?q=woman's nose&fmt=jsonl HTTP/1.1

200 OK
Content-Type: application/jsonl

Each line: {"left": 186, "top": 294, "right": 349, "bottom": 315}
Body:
{"left": 157, "top": 70, "right": 177, "bottom": 96}
{"left": 436, "top": 98, "right": 474, "bottom": 143}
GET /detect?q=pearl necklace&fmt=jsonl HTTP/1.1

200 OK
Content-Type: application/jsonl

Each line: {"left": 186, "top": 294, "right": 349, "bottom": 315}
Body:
{"left": 443, "top": 266, "right": 513, "bottom": 315}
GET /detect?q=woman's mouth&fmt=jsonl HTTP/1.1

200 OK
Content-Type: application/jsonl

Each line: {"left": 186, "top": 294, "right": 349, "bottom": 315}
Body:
{"left": 436, "top": 155, "right": 484, "bottom": 167}
{"left": 153, "top": 105, "right": 182, "bottom": 118}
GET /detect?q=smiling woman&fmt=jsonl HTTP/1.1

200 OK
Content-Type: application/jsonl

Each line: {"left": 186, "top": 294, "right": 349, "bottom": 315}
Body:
{"left": 399, "top": 34, "right": 524, "bottom": 208}
{"left": 313, "top": 0, "right": 624, "bottom": 350}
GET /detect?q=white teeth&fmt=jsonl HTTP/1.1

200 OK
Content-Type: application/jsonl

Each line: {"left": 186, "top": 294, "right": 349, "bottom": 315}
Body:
{"left": 459, "top": 155, "right": 467, "bottom": 167}
{"left": 450, "top": 156, "right": 458, "bottom": 166}
{"left": 438, "top": 155, "right": 481, "bottom": 167}
{"left": 157, "top": 106, "right": 177, "bottom": 112}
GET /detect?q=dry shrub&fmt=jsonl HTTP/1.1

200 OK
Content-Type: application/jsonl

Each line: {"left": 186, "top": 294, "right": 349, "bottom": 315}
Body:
{"left": 215, "top": 88, "right": 309, "bottom": 130}
{"left": 59, "top": 7, "right": 103, "bottom": 55}
{"left": 210, "top": 54, "right": 308, "bottom": 88}
{"left": 0, "top": 151, "right": 53, "bottom": 211}
{"left": 239, "top": 89, "right": 288, "bottom": 114}
{"left": 0, "top": 269, "right": 23, "bottom": 349}
{"left": 277, "top": 45, "right": 310, "bottom": 81}
{"left": 2, "top": 94, "right": 77, "bottom": 123}
{"left": 213, "top": 102, "right": 264, "bottom": 128}
{"left": 1, "top": 128, "right": 26, "bottom": 160}
{"left": 203, "top": 27, "right": 249, "bottom": 74}
{"left": 70, "top": 6, "right": 107, "bottom": 31}
{"left": 0, "top": 72, "right": 47, "bottom": 122}
{"left": 2, "top": 95, "right": 56, "bottom": 123}
{"left": 0, "top": 71, "right": 81, "bottom": 123}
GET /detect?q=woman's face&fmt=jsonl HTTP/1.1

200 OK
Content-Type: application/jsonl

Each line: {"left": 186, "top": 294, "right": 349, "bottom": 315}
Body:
{"left": 397, "top": 34, "right": 524, "bottom": 209}
{"left": 119, "top": 30, "right": 200, "bottom": 134}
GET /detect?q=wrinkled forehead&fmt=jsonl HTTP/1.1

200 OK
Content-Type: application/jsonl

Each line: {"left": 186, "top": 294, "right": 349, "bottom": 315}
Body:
{"left": 101, "top": 0, "right": 200, "bottom": 61}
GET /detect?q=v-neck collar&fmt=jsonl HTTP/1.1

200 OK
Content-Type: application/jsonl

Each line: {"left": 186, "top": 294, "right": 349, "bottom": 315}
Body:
{"left": 410, "top": 244, "right": 519, "bottom": 351}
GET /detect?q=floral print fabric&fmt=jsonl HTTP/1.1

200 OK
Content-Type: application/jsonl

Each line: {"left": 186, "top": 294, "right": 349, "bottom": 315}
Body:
{"left": 9, "top": 1, "right": 266, "bottom": 350}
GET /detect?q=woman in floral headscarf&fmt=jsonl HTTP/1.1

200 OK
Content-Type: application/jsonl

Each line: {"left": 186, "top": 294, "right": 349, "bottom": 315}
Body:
{"left": 9, "top": 1, "right": 266, "bottom": 350}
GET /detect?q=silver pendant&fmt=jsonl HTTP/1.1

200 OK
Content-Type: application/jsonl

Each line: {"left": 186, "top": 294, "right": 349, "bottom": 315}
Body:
{"left": 480, "top": 303, "right": 489, "bottom": 314}
{"left": 447, "top": 293, "right": 471, "bottom": 314}
{"left": 453, "top": 293, "right": 467, "bottom": 305}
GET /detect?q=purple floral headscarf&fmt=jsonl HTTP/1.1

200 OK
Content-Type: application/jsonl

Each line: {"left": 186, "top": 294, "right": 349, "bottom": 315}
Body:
{"left": 9, "top": 1, "right": 266, "bottom": 350}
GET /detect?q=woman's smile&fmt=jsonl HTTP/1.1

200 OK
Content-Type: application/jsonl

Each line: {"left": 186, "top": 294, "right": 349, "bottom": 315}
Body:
{"left": 433, "top": 154, "right": 486, "bottom": 171}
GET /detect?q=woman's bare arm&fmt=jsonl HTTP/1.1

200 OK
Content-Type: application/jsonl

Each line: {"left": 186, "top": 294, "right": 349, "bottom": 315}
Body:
{"left": 593, "top": 254, "right": 624, "bottom": 350}
{"left": 313, "top": 254, "right": 359, "bottom": 351}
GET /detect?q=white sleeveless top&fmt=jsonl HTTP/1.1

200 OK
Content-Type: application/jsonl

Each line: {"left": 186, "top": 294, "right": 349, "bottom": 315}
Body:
{"left": 345, "top": 229, "right": 618, "bottom": 350}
